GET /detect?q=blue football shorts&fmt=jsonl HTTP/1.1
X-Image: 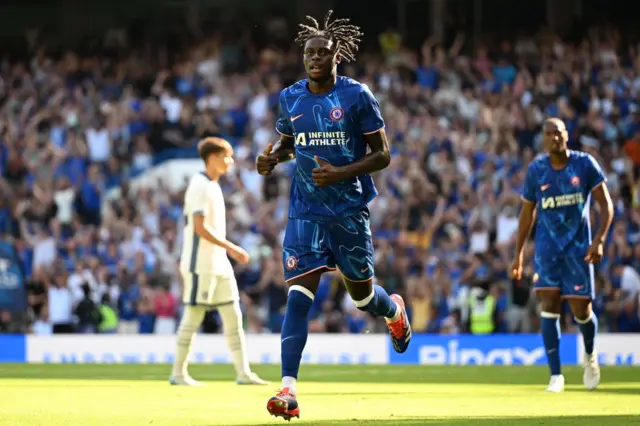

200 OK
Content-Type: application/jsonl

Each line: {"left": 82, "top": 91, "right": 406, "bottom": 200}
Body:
{"left": 282, "top": 208, "right": 374, "bottom": 283}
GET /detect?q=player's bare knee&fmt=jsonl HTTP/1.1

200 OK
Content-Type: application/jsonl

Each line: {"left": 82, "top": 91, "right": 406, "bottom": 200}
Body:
{"left": 287, "top": 271, "right": 322, "bottom": 297}
{"left": 568, "top": 299, "right": 591, "bottom": 320}
{"left": 538, "top": 291, "right": 562, "bottom": 314}
{"left": 343, "top": 276, "right": 373, "bottom": 304}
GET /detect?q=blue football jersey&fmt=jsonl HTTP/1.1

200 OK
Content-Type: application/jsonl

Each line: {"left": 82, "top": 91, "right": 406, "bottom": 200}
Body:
{"left": 275, "top": 76, "right": 385, "bottom": 220}
{"left": 522, "top": 150, "right": 606, "bottom": 258}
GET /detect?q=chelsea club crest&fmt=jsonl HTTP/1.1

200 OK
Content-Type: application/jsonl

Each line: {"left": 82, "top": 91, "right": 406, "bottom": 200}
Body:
{"left": 329, "top": 107, "right": 344, "bottom": 122}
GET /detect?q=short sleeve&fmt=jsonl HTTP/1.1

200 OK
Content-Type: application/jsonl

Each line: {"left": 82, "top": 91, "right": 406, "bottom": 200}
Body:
{"left": 358, "top": 84, "right": 385, "bottom": 134}
{"left": 522, "top": 163, "right": 537, "bottom": 203}
{"left": 185, "top": 176, "right": 207, "bottom": 216}
{"left": 275, "top": 90, "right": 294, "bottom": 137}
{"left": 584, "top": 154, "right": 607, "bottom": 193}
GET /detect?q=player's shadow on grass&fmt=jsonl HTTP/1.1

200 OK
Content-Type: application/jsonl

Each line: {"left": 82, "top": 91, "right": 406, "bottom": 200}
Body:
{"left": 250, "top": 415, "right": 639, "bottom": 426}
{"left": 578, "top": 385, "right": 640, "bottom": 396}
{"left": 299, "top": 387, "right": 640, "bottom": 397}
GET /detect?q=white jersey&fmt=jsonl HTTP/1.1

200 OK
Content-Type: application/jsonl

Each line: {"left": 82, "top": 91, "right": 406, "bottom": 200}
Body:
{"left": 179, "top": 172, "right": 233, "bottom": 276}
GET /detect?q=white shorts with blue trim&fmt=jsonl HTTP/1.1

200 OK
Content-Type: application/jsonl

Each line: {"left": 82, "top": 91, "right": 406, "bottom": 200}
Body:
{"left": 180, "top": 270, "right": 239, "bottom": 307}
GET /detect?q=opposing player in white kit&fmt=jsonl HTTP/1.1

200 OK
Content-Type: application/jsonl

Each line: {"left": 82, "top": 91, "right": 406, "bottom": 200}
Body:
{"left": 170, "top": 137, "right": 267, "bottom": 386}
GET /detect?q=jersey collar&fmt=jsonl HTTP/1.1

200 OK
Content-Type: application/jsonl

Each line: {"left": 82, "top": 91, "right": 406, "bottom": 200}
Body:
{"left": 304, "top": 77, "right": 339, "bottom": 97}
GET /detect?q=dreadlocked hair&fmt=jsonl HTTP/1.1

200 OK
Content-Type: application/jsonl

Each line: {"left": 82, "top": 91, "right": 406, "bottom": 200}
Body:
{"left": 295, "top": 10, "right": 363, "bottom": 63}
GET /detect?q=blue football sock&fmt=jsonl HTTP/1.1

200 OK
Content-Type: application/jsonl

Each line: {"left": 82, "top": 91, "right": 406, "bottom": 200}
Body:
{"left": 353, "top": 285, "right": 397, "bottom": 319}
{"left": 281, "top": 286, "right": 314, "bottom": 379}
{"left": 575, "top": 312, "right": 597, "bottom": 355}
{"left": 541, "top": 312, "right": 562, "bottom": 376}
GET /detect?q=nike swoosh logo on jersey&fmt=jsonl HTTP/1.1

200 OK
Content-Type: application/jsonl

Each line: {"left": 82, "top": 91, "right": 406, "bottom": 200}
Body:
{"left": 361, "top": 267, "right": 369, "bottom": 274}
{"left": 291, "top": 114, "right": 304, "bottom": 122}
{"left": 541, "top": 184, "right": 551, "bottom": 191}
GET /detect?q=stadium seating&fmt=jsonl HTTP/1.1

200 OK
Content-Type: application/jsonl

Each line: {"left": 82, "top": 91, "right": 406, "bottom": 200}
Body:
{"left": 1, "top": 20, "right": 639, "bottom": 336}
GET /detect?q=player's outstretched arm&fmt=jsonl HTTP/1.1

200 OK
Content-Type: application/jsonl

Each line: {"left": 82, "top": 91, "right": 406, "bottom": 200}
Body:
{"left": 256, "top": 135, "right": 295, "bottom": 176}
{"left": 511, "top": 199, "right": 536, "bottom": 279}
{"left": 585, "top": 183, "right": 614, "bottom": 264}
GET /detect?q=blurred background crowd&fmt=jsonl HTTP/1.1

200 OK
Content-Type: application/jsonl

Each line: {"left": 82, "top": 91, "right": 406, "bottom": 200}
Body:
{"left": 0, "top": 0, "right": 639, "bottom": 336}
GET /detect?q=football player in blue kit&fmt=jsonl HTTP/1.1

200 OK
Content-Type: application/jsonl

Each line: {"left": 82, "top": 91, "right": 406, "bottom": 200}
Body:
{"left": 255, "top": 10, "right": 411, "bottom": 421}
{"left": 512, "top": 118, "right": 614, "bottom": 393}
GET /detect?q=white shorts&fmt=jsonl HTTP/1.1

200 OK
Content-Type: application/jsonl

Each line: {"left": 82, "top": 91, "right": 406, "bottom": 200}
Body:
{"left": 180, "top": 270, "right": 239, "bottom": 307}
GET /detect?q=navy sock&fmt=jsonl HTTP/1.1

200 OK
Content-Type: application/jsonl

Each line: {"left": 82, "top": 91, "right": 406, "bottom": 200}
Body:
{"left": 281, "top": 286, "right": 314, "bottom": 379}
{"left": 353, "top": 285, "right": 397, "bottom": 318}
{"left": 541, "top": 312, "right": 562, "bottom": 376}
{"left": 576, "top": 312, "right": 597, "bottom": 355}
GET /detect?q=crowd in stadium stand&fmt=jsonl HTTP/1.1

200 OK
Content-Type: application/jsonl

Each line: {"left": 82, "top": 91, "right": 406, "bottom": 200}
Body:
{"left": 1, "top": 19, "right": 640, "bottom": 336}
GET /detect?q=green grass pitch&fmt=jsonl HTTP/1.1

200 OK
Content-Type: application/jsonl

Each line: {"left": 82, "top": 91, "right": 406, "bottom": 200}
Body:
{"left": 0, "top": 364, "right": 639, "bottom": 425}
